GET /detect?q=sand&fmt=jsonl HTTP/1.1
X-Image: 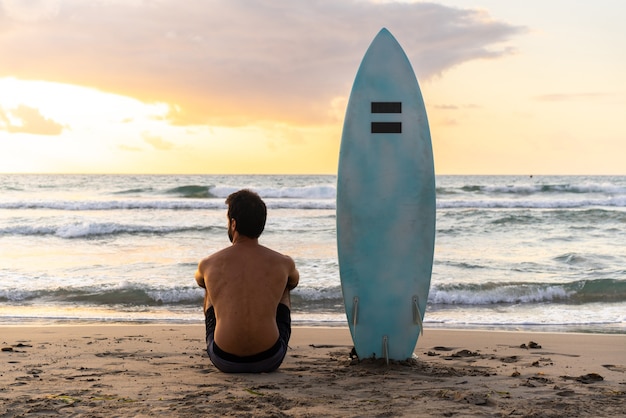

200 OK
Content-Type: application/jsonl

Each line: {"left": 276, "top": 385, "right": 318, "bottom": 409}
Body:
{"left": 1, "top": 325, "right": 624, "bottom": 417}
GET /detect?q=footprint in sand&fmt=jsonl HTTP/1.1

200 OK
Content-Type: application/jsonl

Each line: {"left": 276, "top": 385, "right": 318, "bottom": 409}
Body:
{"left": 451, "top": 349, "right": 480, "bottom": 358}
{"left": 576, "top": 373, "right": 604, "bottom": 383}
{"left": 561, "top": 373, "right": 604, "bottom": 384}
{"left": 519, "top": 341, "right": 542, "bottom": 349}
{"left": 602, "top": 364, "right": 626, "bottom": 373}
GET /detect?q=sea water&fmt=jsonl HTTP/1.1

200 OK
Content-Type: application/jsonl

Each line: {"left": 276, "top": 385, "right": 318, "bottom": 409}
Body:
{"left": 1, "top": 174, "right": 624, "bottom": 333}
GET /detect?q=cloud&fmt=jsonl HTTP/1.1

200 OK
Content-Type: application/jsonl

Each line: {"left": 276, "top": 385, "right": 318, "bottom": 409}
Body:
{"left": 0, "top": 0, "right": 525, "bottom": 126}
{"left": 1, "top": 0, "right": 60, "bottom": 23}
{"left": 435, "top": 105, "right": 460, "bottom": 110}
{"left": 142, "top": 132, "right": 174, "bottom": 150}
{"left": 440, "top": 118, "right": 458, "bottom": 126}
{"left": 118, "top": 144, "right": 142, "bottom": 152}
{"left": 533, "top": 93, "right": 610, "bottom": 102}
{"left": 0, "top": 105, "right": 65, "bottom": 135}
{"left": 434, "top": 104, "right": 481, "bottom": 110}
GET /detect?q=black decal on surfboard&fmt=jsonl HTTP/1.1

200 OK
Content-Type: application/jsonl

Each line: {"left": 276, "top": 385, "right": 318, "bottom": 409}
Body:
{"left": 371, "top": 102, "right": 402, "bottom": 113}
{"left": 371, "top": 122, "right": 402, "bottom": 134}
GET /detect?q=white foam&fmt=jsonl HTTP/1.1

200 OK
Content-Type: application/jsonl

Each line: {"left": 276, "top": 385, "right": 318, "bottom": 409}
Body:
{"left": 429, "top": 285, "right": 575, "bottom": 305}
{"left": 438, "top": 197, "right": 626, "bottom": 209}
{"left": 209, "top": 185, "right": 336, "bottom": 200}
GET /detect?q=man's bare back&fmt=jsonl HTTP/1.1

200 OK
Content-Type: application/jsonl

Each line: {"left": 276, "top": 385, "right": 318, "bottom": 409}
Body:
{"left": 196, "top": 235, "right": 298, "bottom": 356}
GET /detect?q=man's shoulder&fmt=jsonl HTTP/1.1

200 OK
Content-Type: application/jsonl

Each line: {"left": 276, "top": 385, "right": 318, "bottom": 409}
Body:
{"left": 201, "top": 246, "right": 234, "bottom": 264}
{"left": 259, "top": 245, "right": 294, "bottom": 265}
{"left": 259, "top": 244, "right": 288, "bottom": 257}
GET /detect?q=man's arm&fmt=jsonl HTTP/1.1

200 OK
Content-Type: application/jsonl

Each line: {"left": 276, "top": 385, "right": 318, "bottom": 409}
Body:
{"left": 286, "top": 257, "right": 299, "bottom": 290}
{"left": 195, "top": 261, "right": 206, "bottom": 288}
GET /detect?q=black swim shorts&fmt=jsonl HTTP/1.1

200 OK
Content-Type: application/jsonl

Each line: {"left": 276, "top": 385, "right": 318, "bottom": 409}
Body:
{"left": 204, "top": 303, "right": 291, "bottom": 373}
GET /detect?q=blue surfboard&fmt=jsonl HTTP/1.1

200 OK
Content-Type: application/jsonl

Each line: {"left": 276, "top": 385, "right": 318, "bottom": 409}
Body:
{"left": 336, "top": 28, "right": 436, "bottom": 361}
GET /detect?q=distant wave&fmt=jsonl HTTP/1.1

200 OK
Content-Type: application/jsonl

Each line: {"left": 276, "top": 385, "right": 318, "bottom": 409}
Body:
{"left": 113, "top": 187, "right": 155, "bottom": 195}
{"left": 438, "top": 197, "right": 626, "bottom": 209}
{"left": 0, "top": 199, "right": 335, "bottom": 211}
{"left": 0, "top": 222, "right": 216, "bottom": 238}
{"left": 454, "top": 183, "right": 626, "bottom": 195}
{"left": 430, "top": 279, "right": 626, "bottom": 305}
{"left": 160, "top": 184, "right": 336, "bottom": 200}
{"left": 0, "top": 199, "right": 226, "bottom": 210}
{"left": 165, "top": 185, "right": 214, "bottom": 198}
{"left": 3, "top": 279, "right": 624, "bottom": 307}
{"left": 209, "top": 184, "right": 336, "bottom": 199}
{"left": 0, "top": 284, "right": 204, "bottom": 305}
{"left": 0, "top": 283, "right": 345, "bottom": 309}
{"left": 438, "top": 181, "right": 626, "bottom": 196}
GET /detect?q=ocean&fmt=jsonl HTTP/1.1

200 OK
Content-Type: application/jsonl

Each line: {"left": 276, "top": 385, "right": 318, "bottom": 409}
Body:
{"left": 1, "top": 174, "right": 625, "bottom": 333}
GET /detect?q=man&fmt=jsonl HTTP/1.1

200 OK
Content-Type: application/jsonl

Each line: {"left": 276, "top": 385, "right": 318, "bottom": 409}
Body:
{"left": 195, "top": 189, "right": 299, "bottom": 373}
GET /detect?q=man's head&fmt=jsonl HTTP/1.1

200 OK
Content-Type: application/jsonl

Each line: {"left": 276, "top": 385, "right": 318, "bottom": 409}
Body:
{"left": 225, "top": 189, "right": 267, "bottom": 240}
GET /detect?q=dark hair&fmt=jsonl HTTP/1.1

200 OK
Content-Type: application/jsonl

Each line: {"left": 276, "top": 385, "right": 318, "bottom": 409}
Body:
{"left": 226, "top": 189, "right": 267, "bottom": 238}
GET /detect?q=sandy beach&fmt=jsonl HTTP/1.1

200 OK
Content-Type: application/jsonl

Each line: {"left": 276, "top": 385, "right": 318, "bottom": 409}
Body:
{"left": 1, "top": 325, "right": 624, "bottom": 417}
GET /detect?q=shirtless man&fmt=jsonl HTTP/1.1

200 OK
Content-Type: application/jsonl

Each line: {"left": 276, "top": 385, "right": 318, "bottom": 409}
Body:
{"left": 195, "top": 189, "right": 299, "bottom": 373}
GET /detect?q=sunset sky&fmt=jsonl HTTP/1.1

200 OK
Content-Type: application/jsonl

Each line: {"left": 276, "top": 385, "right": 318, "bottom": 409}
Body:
{"left": 0, "top": 0, "right": 624, "bottom": 175}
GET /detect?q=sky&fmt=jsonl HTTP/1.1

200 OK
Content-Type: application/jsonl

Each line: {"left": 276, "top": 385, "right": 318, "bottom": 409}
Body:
{"left": 0, "top": 0, "right": 624, "bottom": 175}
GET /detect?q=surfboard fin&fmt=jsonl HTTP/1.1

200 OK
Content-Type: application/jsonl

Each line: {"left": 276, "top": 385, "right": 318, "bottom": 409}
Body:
{"left": 352, "top": 296, "right": 359, "bottom": 341}
{"left": 382, "top": 335, "right": 389, "bottom": 365}
{"left": 352, "top": 296, "right": 359, "bottom": 326}
{"left": 412, "top": 295, "right": 424, "bottom": 336}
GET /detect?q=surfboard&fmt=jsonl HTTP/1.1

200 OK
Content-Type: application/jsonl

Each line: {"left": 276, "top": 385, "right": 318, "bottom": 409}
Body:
{"left": 336, "top": 28, "right": 436, "bottom": 361}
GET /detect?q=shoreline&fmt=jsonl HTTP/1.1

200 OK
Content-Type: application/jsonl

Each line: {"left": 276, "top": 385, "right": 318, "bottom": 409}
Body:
{"left": 1, "top": 318, "right": 624, "bottom": 335}
{"left": 2, "top": 325, "right": 624, "bottom": 417}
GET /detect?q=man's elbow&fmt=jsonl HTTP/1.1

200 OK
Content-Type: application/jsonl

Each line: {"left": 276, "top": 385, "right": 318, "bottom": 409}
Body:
{"left": 195, "top": 271, "right": 205, "bottom": 288}
{"left": 287, "top": 275, "right": 299, "bottom": 290}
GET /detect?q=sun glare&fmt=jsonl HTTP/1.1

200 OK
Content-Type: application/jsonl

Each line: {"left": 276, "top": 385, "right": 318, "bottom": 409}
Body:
{"left": 0, "top": 77, "right": 169, "bottom": 125}
{"left": 0, "top": 77, "right": 177, "bottom": 173}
